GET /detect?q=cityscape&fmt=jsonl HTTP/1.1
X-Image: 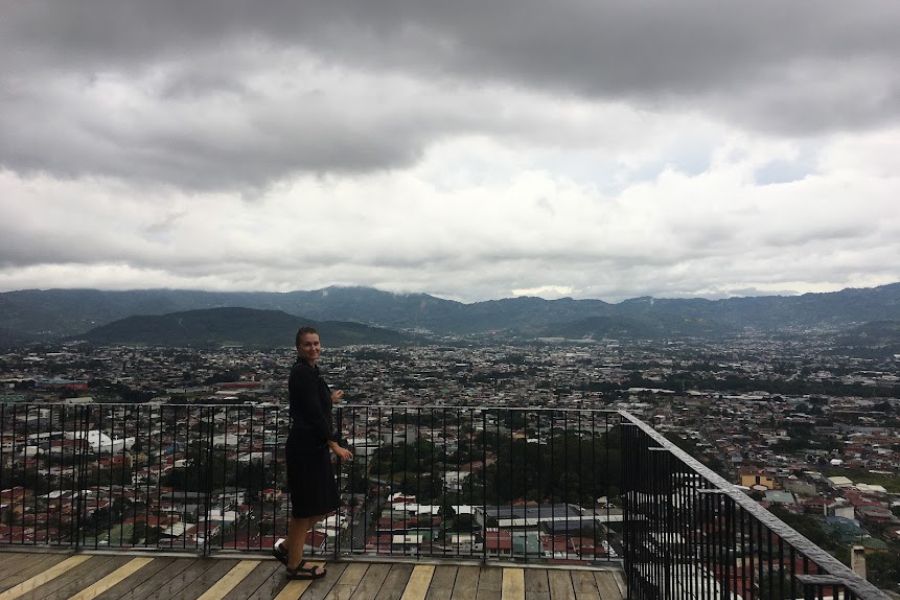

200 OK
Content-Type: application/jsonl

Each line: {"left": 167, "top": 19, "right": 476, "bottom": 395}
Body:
{"left": 1, "top": 333, "right": 898, "bottom": 594}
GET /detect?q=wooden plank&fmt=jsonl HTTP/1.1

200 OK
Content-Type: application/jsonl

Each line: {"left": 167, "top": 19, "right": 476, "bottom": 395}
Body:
{"left": 171, "top": 559, "right": 240, "bottom": 600}
{"left": 254, "top": 561, "right": 345, "bottom": 600}
{"left": 272, "top": 577, "right": 313, "bottom": 600}
{"left": 547, "top": 571, "right": 575, "bottom": 600}
{"left": 374, "top": 564, "right": 414, "bottom": 600}
{"left": 500, "top": 569, "right": 524, "bottom": 600}
{"left": 29, "top": 556, "right": 128, "bottom": 600}
{"left": 449, "top": 566, "right": 479, "bottom": 600}
{"left": 570, "top": 572, "right": 601, "bottom": 600}
{"left": 475, "top": 567, "right": 501, "bottom": 600}
{"left": 91, "top": 557, "right": 177, "bottom": 600}
{"left": 102, "top": 557, "right": 193, "bottom": 600}
{"left": 0, "top": 555, "right": 91, "bottom": 600}
{"left": 221, "top": 561, "right": 280, "bottom": 600}
{"left": 399, "top": 565, "right": 434, "bottom": 600}
{"left": 347, "top": 563, "right": 390, "bottom": 599}
{"left": 126, "top": 558, "right": 212, "bottom": 600}
{"left": 523, "top": 569, "right": 549, "bottom": 600}
{"left": 592, "top": 573, "right": 623, "bottom": 600}
{"left": 66, "top": 557, "right": 154, "bottom": 600}
{"left": 194, "top": 560, "right": 260, "bottom": 600}
{"left": 323, "top": 563, "right": 370, "bottom": 600}
{"left": 0, "top": 554, "right": 72, "bottom": 593}
{"left": 0, "top": 554, "right": 37, "bottom": 580}
{"left": 424, "top": 566, "right": 456, "bottom": 600}
{"left": 523, "top": 570, "right": 549, "bottom": 593}
{"left": 611, "top": 571, "right": 626, "bottom": 599}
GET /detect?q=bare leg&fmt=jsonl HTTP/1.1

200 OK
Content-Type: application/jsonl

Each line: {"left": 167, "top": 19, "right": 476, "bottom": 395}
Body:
{"left": 286, "top": 514, "right": 326, "bottom": 574}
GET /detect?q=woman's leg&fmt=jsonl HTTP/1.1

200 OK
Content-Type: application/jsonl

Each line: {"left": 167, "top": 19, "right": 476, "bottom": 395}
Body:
{"left": 286, "top": 514, "right": 326, "bottom": 574}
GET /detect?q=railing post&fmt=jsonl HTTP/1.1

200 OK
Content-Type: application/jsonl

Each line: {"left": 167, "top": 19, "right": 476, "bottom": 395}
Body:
{"left": 74, "top": 405, "right": 89, "bottom": 551}
{"left": 201, "top": 406, "right": 214, "bottom": 557}
{"left": 334, "top": 406, "right": 343, "bottom": 561}
{"left": 482, "top": 410, "right": 488, "bottom": 565}
{"left": 621, "top": 419, "right": 638, "bottom": 600}
{"left": 650, "top": 446, "right": 674, "bottom": 600}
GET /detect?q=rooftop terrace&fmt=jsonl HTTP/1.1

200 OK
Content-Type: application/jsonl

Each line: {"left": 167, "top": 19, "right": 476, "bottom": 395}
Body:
{"left": 0, "top": 552, "right": 625, "bottom": 600}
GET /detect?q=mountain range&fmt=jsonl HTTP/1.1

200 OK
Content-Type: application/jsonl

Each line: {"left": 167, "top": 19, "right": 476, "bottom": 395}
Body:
{"left": 1, "top": 283, "right": 899, "bottom": 346}
{"left": 75, "top": 307, "right": 412, "bottom": 348}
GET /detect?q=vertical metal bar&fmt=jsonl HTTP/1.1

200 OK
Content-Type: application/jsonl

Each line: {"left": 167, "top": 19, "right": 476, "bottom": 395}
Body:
{"left": 563, "top": 409, "right": 569, "bottom": 561}
{"left": 481, "top": 409, "right": 487, "bottom": 564}
{"left": 577, "top": 410, "right": 583, "bottom": 563}
{"left": 248, "top": 405, "right": 255, "bottom": 553}
{"left": 334, "top": 406, "right": 344, "bottom": 560}
{"left": 816, "top": 564, "right": 824, "bottom": 600}
{"left": 75, "top": 404, "right": 88, "bottom": 551}
{"left": 441, "top": 407, "right": 448, "bottom": 558}
{"left": 522, "top": 408, "right": 528, "bottom": 564}
{"left": 536, "top": 411, "right": 542, "bottom": 563}
{"left": 45, "top": 403, "right": 53, "bottom": 546}
{"left": 790, "top": 546, "right": 797, "bottom": 600}
{"left": 692, "top": 472, "right": 700, "bottom": 600}
{"left": 390, "top": 407, "right": 396, "bottom": 557}
{"left": 549, "top": 410, "right": 555, "bottom": 562}
{"left": 0, "top": 403, "right": 4, "bottom": 544}
{"left": 778, "top": 536, "right": 785, "bottom": 600}
{"left": 350, "top": 405, "right": 358, "bottom": 555}
{"left": 23, "top": 403, "right": 29, "bottom": 546}
{"left": 142, "top": 403, "right": 150, "bottom": 549}
{"left": 510, "top": 409, "right": 515, "bottom": 562}
{"left": 202, "top": 407, "right": 212, "bottom": 557}
{"left": 494, "top": 408, "right": 501, "bottom": 562}
{"left": 742, "top": 506, "right": 750, "bottom": 600}
{"left": 702, "top": 487, "right": 709, "bottom": 600}
{"left": 120, "top": 406, "right": 128, "bottom": 548}
{"left": 732, "top": 498, "right": 739, "bottom": 600}
{"left": 673, "top": 459, "right": 682, "bottom": 599}
{"left": 222, "top": 405, "right": 229, "bottom": 552}
{"left": 457, "top": 407, "right": 463, "bottom": 559}
{"left": 757, "top": 513, "right": 764, "bottom": 600}
{"left": 156, "top": 405, "right": 164, "bottom": 550}
{"left": 375, "top": 406, "right": 383, "bottom": 557}
{"left": 767, "top": 526, "right": 773, "bottom": 600}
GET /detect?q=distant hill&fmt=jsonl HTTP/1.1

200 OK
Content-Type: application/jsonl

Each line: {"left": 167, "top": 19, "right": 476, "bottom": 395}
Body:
{"left": 539, "top": 313, "right": 736, "bottom": 340}
{"left": 1, "top": 282, "right": 899, "bottom": 344}
{"left": 74, "top": 307, "right": 412, "bottom": 348}
{"left": 834, "top": 320, "right": 900, "bottom": 346}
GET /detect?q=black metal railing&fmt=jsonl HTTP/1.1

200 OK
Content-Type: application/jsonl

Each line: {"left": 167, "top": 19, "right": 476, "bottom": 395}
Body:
{"left": 0, "top": 403, "right": 623, "bottom": 565}
{"left": 2, "top": 402, "right": 890, "bottom": 598}
{"left": 620, "top": 411, "right": 888, "bottom": 600}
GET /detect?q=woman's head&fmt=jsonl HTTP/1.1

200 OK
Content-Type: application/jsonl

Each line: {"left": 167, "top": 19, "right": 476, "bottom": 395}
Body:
{"left": 295, "top": 326, "right": 321, "bottom": 365}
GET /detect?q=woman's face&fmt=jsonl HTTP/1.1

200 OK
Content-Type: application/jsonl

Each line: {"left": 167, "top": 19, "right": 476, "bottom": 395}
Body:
{"left": 297, "top": 333, "right": 321, "bottom": 365}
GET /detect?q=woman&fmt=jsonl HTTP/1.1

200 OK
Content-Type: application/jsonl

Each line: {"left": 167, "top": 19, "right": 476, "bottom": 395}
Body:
{"left": 273, "top": 326, "right": 352, "bottom": 579}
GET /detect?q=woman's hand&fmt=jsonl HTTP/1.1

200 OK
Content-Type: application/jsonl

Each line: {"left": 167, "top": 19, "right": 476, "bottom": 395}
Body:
{"left": 330, "top": 390, "right": 344, "bottom": 404}
{"left": 330, "top": 444, "right": 353, "bottom": 461}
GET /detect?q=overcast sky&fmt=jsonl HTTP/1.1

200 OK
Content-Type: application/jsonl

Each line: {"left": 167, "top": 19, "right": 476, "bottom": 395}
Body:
{"left": 1, "top": 1, "right": 899, "bottom": 302}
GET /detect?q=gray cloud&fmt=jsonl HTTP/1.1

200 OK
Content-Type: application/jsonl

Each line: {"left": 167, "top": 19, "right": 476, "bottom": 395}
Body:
{"left": 2, "top": 1, "right": 900, "bottom": 188}
{"left": 1, "top": 1, "right": 898, "bottom": 301}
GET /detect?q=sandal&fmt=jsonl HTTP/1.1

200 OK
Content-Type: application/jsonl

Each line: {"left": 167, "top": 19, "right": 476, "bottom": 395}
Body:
{"left": 272, "top": 538, "right": 288, "bottom": 566}
{"left": 287, "top": 560, "right": 326, "bottom": 580}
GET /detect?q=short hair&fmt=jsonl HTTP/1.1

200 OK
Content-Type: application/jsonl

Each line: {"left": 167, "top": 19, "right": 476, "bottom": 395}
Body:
{"left": 295, "top": 326, "right": 319, "bottom": 347}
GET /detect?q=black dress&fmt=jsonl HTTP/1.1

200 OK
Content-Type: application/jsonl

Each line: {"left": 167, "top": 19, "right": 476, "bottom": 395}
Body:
{"left": 285, "top": 359, "right": 340, "bottom": 518}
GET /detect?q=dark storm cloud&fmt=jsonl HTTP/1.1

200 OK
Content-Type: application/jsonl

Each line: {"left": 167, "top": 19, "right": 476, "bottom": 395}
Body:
{"left": 2, "top": 0, "right": 899, "bottom": 188}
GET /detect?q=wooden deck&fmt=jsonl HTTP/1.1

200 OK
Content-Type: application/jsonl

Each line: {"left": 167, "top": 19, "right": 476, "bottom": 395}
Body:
{"left": 0, "top": 552, "right": 626, "bottom": 600}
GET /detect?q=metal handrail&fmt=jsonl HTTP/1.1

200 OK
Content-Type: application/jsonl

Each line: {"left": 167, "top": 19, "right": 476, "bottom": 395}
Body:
{"left": 621, "top": 410, "right": 888, "bottom": 600}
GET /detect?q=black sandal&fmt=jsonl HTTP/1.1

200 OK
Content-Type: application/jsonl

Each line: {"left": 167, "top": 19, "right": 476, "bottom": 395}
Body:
{"left": 286, "top": 560, "right": 326, "bottom": 580}
{"left": 272, "top": 538, "right": 288, "bottom": 566}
